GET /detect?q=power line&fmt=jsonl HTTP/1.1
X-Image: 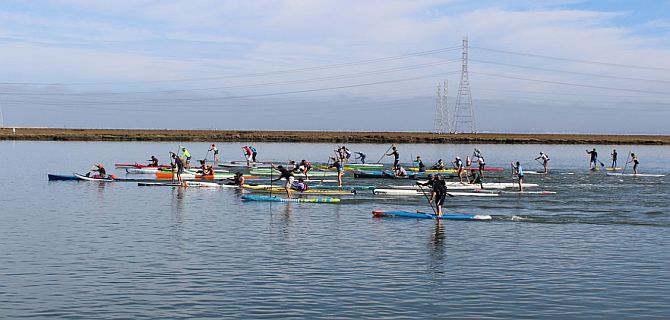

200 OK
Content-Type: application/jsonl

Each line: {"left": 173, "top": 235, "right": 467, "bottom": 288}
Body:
{"left": 471, "top": 46, "right": 670, "bottom": 72}
{"left": 471, "top": 59, "right": 670, "bottom": 84}
{"left": 4, "top": 71, "right": 461, "bottom": 106}
{"left": 471, "top": 71, "right": 670, "bottom": 96}
{"left": 0, "top": 59, "right": 459, "bottom": 96}
{"left": 0, "top": 46, "right": 462, "bottom": 86}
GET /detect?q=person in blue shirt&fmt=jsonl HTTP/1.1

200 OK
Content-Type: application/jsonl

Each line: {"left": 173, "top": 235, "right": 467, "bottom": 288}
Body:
{"left": 329, "top": 157, "right": 344, "bottom": 187}
{"left": 512, "top": 161, "right": 524, "bottom": 191}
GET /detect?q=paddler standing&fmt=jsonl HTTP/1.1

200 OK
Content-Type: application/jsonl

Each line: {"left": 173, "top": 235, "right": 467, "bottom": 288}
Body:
{"left": 181, "top": 147, "right": 192, "bottom": 168}
{"left": 299, "top": 159, "right": 312, "bottom": 179}
{"left": 354, "top": 152, "right": 367, "bottom": 164}
{"left": 453, "top": 156, "right": 464, "bottom": 183}
{"left": 417, "top": 174, "right": 447, "bottom": 218}
{"left": 535, "top": 152, "right": 550, "bottom": 174}
{"left": 209, "top": 144, "right": 219, "bottom": 162}
{"left": 329, "top": 157, "right": 344, "bottom": 187}
{"left": 474, "top": 149, "right": 486, "bottom": 176}
{"left": 611, "top": 149, "right": 618, "bottom": 168}
{"left": 272, "top": 165, "right": 295, "bottom": 198}
{"left": 242, "top": 146, "right": 253, "bottom": 165}
{"left": 171, "top": 152, "right": 185, "bottom": 186}
{"left": 250, "top": 146, "right": 257, "bottom": 162}
{"left": 512, "top": 161, "right": 524, "bottom": 192}
{"left": 586, "top": 148, "right": 599, "bottom": 169}
{"left": 629, "top": 153, "right": 640, "bottom": 174}
{"left": 386, "top": 146, "right": 400, "bottom": 169}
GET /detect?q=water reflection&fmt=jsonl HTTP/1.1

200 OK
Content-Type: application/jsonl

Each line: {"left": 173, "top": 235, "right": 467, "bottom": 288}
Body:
{"left": 427, "top": 220, "right": 446, "bottom": 274}
{"left": 171, "top": 186, "right": 185, "bottom": 223}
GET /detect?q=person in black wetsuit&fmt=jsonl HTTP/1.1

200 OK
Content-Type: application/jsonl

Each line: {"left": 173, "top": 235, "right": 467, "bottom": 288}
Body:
{"left": 629, "top": 153, "right": 640, "bottom": 174}
{"left": 148, "top": 156, "right": 159, "bottom": 167}
{"left": 586, "top": 148, "right": 599, "bottom": 169}
{"left": 354, "top": 152, "right": 367, "bottom": 164}
{"left": 171, "top": 152, "right": 184, "bottom": 185}
{"left": 272, "top": 165, "right": 295, "bottom": 198}
{"left": 431, "top": 159, "right": 445, "bottom": 170}
{"left": 611, "top": 149, "right": 618, "bottom": 168}
{"left": 386, "top": 146, "right": 400, "bottom": 168}
{"left": 417, "top": 174, "right": 447, "bottom": 217}
{"left": 88, "top": 164, "right": 106, "bottom": 178}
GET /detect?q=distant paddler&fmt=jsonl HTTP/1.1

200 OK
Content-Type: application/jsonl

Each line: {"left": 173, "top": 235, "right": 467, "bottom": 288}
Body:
{"left": 242, "top": 146, "right": 253, "bottom": 165}
{"left": 354, "top": 152, "right": 367, "bottom": 164}
{"left": 329, "top": 157, "right": 344, "bottom": 187}
{"left": 87, "top": 163, "right": 107, "bottom": 178}
{"left": 250, "top": 146, "right": 258, "bottom": 162}
{"left": 386, "top": 145, "right": 400, "bottom": 168}
{"left": 511, "top": 161, "right": 525, "bottom": 191}
{"left": 586, "top": 148, "right": 602, "bottom": 169}
{"left": 170, "top": 152, "right": 185, "bottom": 185}
{"left": 180, "top": 147, "right": 192, "bottom": 167}
{"left": 416, "top": 174, "right": 448, "bottom": 218}
{"left": 473, "top": 148, "right": 486, "bottom": 176}
{"left": 271, "top": 165, "right": 295, "bottom": 198}
{"left": 628, "top": 153, "right": 640, "bottom": 174}
{"left": 147, "top": 155, "right": 159, "bottom": 167}
{"left": 431, "top": 159, "right": 445, "bottom": 170}
{"left": 415, "top": 156, "right": 426, "bottom": 172}
{"left": 298, "top": 159, "right": 312, "bottom": 179}
{"left": 453, "top": 156, "right": 465, "bottom": 183}
{"left": 198, "top": 160, "right": 207, "bottom": 174}
{"left": 534, "top": 152, "right": 550, "bottom": 174}
{"left": 209, "top": 144, "right": 219, "bottom": 162}
{"left": 469, "top": 170, "right": 484, "bottom": 189}
{"left": 393, "top": 165, "right": 407, "bottom": 177}
{"left": 291, "top": 178, "right": 309, "bottom": 191}
{"left": 611, "top": 149, "right": 618, "bottom": 168}
{"left": 226, "top": 172, "right": 245, "bottom": 186}
{"left": 202, "top": 164, "right": 215, "bottom": 176}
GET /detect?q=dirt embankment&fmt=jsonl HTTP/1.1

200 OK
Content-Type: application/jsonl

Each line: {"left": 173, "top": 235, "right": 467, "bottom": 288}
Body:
{"left": 0, "top": 128, "right": 668, "bottom": 144}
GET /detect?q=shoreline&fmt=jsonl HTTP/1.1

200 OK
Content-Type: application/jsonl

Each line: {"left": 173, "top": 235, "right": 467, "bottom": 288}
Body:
{"left": 1, "top": 128, "right": 668, "bottom": 144}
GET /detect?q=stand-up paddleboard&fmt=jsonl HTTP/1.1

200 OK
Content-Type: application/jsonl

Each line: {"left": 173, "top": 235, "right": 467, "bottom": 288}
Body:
{"left": 606, "top": 168, "right": 623, "bottom": 171}
{"left": 474, "top": 189, "right": 557, "bottom": 195}
{"left": 115, "top": 163, "right": 171, "bottom": 169}
{"left": 48, "top": 174, "right": 80, "bottom": 181}
{"left": 372, "top": 189, "right": 498, "bottom": 197}
{"left": 126, "top": 167, "right": 160, "bottom": 174}
{"left": 372, "top": 210, "right": 492, "bottom": 220}
{"left": 241, "top": 195, "right": 340, "bottom": 203}
{"left": 606, "top": 173, "right": 665, "bottom": 177}
{"left": 249, "top": 169, "right": 339, "bottom": 177}
{"left": 242, "top": 185, "right": 355, "bottom": 195}
{"left": 138, "top": 182, "right": 182, "bottom": 187}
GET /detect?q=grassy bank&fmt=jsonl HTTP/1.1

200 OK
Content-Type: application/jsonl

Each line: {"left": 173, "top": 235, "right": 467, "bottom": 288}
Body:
{"left": 0, "top": 128, "right": 668, "bottom": 144}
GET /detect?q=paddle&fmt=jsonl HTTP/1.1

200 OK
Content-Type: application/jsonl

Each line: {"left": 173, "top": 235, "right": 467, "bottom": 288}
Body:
{"left": 376, "top": 145, "right": 393, "bottom": 164}
{"left": 270, "top": 162, "right": 274, "bottom": 198}
{"left": 417, "top": 184, "right": 438, "bottom": 216}
{"left": 621, "top": 151, "right": 631, "bottom": 174}
{"left": 202, "top": 148, "right": 211, "bottom": 163}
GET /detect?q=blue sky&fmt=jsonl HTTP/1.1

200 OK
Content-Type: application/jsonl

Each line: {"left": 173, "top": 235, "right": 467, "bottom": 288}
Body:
{"left": 0, "top": 0, "right": 669, "bottom": 133}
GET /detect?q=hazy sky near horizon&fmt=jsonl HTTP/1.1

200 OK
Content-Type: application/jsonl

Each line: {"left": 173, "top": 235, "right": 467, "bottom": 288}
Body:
{"left": 1, "top": 0, "right": 669, "bottom": 134}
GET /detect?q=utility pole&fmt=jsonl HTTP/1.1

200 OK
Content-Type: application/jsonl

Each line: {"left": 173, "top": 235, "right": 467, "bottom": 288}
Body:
{"left": 451, "top": 37, "right": 476, "bottom": 133}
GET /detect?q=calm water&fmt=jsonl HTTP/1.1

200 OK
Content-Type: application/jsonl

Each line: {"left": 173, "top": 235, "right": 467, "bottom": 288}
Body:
{"left": 1, "top": 141, "right": 669, "bottom": 319}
